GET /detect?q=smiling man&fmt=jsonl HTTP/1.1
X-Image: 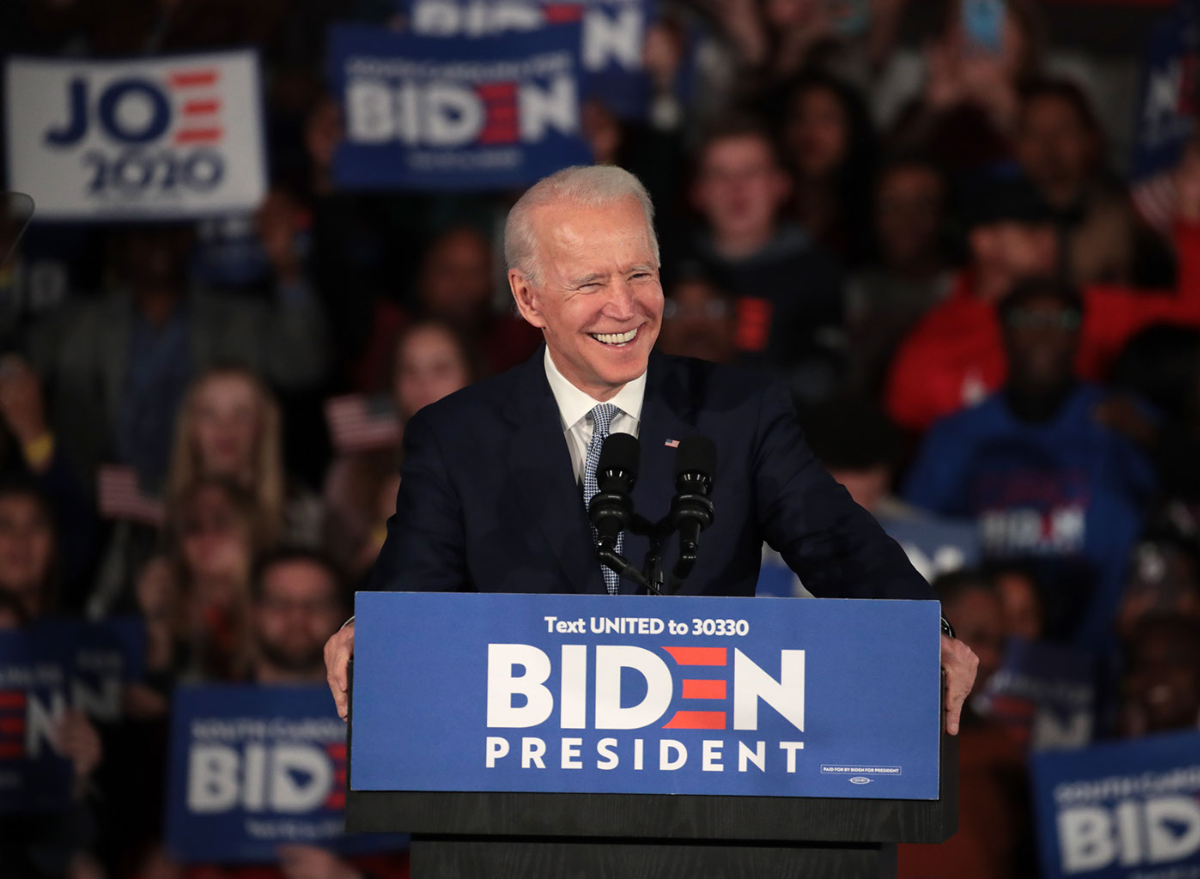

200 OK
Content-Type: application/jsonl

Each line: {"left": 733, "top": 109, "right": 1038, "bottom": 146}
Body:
{"left": 325, "top": 165, "right": 977, "bottom": 734}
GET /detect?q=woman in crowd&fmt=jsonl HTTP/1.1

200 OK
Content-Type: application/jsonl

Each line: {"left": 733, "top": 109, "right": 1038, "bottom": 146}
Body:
{"left": 167, "top": 367, "right": 322, "bottom": 551}
{"left": 148, "top": 478, "right": 264, "bottom": 683}
{"left": 391, "top": 320, "right": 477, "bottom": 423}
{"left": 324, "top": 321, "right": 474, "bottom": 581}
{"left": 779, "top": 71, "right": 879, "bottom": 267}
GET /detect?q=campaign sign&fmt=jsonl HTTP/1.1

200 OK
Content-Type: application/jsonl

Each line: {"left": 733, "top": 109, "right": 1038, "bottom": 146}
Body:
{"left": 167, "top": 684, "right": 405, "bottom": 864}
{"left": 0, "top": 617, "right": 147, "bottom": 813}
{"left": 1130, "top": 0, "right": 1199, "bottom": 231}
{"left": 352, "top": 593, "right": 942, "bottom": 799}
{"left": 329, "top": 23, "right": 592, "bottom": 191}
{"left": 0, "top": 627, "right": 75, "bottom": 813}
{"left": 4, "top": 50, "right": 267, "bottom": 221}
{"left": 1032, "top": 730, "right": 1200, "bottom": 879}
{"left": 979, "top": 637, "right": 1096, "bottom": 751}
{"left": 403, "top": 0, "right": 654, "bottom": 118}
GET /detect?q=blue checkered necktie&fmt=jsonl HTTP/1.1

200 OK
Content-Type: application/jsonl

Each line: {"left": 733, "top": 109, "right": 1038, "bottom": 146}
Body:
{"left": 582, "top": 403, "right": 621, "bottom": 594}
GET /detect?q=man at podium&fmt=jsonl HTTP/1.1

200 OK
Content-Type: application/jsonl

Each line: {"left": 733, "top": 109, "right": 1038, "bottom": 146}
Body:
{"left": 325, "top": 165, "right": 977, "bottom": 734}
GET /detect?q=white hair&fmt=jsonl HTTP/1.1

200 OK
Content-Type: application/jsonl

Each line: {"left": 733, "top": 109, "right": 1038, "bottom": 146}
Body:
{"left": 504, "top": 165, "right": 659, "bottom": 285}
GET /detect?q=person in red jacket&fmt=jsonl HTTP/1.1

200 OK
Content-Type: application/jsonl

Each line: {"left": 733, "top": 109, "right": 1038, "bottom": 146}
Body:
{"left": 885, "top": 145, "right": 1200, "bottom": 433}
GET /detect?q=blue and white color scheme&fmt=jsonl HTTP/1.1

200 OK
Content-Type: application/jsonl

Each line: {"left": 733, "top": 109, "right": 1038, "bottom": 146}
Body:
{"left": 0, "top": 618, "right": 143, "bottom": 813}
{"left": 166, "top": 684, "right": 406, "bottom": 864}
{"left": 0, "top": 626, "right": 74, "bottom": 813}
{"left": 1032, "top": 730, "right": 1200, "bottom": 878}
{"left": 402, "top": 0, "right": 654, "bottom": 118}
{"left": 980, "top": 637, "right": 1096, "bottom": 751}
{"left": 351, "top": 593, "right": 942, "bottom": 799}
{"left": 1130, "top": 0, "right": 1199, "bottom": 232}
{"left": 4, "top": 51, "right": 267, "bottom": 220}
{"left": 328, "top": 23, "right": 592, "bottom": 191}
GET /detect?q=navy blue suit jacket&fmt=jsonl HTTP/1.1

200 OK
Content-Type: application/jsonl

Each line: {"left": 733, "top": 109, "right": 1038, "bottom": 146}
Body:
{"left": 370, "top": 347, "right": 933, "bottom": 600}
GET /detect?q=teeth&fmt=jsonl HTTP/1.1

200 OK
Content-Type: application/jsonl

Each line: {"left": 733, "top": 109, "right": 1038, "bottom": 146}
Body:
{"left": 592, "top": 328, "right": 638, "bottom": 345}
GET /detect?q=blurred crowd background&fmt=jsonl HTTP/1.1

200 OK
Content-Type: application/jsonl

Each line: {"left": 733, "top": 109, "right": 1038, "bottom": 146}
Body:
{"left": 2, "top": 0, "right": 1200, "bottom": 877}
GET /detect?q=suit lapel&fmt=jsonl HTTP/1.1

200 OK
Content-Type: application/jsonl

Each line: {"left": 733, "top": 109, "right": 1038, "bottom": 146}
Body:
{"left": 506, "top": 350, "right": 608, "bottom": 594}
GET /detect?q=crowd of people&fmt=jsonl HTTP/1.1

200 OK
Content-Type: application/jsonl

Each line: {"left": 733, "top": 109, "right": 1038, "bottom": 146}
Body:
{"left": 2, "top": 0, "right": 1200, "bottom": 877}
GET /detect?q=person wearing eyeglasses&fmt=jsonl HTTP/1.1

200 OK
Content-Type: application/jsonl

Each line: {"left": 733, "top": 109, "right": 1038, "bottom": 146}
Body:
{"left": 885, "top": 145, "right": 1200, "bottom": 434}
{"left": 902, "top": 277, "right": 1157, "bottom": 650}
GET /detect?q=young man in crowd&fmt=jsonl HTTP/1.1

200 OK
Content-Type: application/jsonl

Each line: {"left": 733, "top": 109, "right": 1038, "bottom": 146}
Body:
{"left": 679, "top": 118, "right": 845, "bottom": 404}
{"left": 886, "top": 153, "right": 1200, "bottom": 433}
{"left": 142, "top": 550, "right": 408, "bottom": 879}
{"left": 903, "top": 279, "right": 1157, "bottom": 648}
{"left": 846, "top": 155, "right": 956, "bottom": 393}
{"left": 1014, "top": 78, "right": 1172, "bottom": 287}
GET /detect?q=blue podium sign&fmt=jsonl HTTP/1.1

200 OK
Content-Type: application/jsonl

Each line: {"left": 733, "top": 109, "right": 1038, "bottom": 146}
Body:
{"left": 351, "top": 594, "right": 942, "bottom": 800}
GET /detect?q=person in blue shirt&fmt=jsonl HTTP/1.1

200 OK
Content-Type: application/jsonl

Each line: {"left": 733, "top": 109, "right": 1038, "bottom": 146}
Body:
{"left": 904, "top": 277, "right": 1157, "bottom": 648}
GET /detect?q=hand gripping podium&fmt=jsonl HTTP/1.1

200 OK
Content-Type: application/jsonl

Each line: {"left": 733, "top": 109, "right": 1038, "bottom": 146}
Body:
{"left": 346, "top": 592, "right": 957, "bottom": 879}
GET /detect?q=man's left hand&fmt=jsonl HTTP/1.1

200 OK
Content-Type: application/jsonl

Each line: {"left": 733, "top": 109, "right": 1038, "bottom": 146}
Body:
{"left": 941, "top": 634, "right": 979, "bottom": 736}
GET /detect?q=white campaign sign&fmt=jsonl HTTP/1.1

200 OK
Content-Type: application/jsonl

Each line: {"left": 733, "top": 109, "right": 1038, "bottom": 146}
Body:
{"left": 4, "top": 50, "right": 267, "bottom": 220}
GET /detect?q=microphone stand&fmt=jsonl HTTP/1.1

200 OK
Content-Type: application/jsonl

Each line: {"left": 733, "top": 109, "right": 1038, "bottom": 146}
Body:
{"left": 610, "top": 514, "right": 689, "bottom": 597}
{"left": 594, "top": 488, "right": 714, "bottom": 597}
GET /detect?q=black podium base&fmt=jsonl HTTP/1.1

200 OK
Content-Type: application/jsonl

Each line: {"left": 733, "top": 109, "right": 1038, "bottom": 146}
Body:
{"left": 412, "top": 835, "right": 898, "bottom": 879}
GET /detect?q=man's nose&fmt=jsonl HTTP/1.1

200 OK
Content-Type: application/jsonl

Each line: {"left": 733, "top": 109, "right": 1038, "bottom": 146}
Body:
{"left": 603, "top": 281, "right": 636, "bottom": 321}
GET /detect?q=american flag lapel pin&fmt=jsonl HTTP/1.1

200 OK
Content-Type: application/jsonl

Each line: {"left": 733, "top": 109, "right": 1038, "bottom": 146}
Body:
{"left": 664, "top": 439, "right": 680, "bottom": 448}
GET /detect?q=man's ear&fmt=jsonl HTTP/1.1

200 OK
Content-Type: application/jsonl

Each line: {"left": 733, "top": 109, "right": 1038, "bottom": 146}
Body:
{"left": 509, "top": 269, "right": 548, "bottom": 329}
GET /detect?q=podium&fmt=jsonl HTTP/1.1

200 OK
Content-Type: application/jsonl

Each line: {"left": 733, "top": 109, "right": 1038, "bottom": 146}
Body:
{"left": 346, "top": 592, "right": 958, "bottom": 879}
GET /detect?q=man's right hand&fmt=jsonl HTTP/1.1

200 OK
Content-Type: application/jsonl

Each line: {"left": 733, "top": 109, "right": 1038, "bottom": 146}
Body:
{"left": 324, "top": 622, "right": 355, "bottom": 721}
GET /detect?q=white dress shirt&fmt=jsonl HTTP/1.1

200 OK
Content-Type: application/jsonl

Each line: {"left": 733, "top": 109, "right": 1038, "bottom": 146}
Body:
{"left": 543, "top": 347, "right": 646, "bottom": 486}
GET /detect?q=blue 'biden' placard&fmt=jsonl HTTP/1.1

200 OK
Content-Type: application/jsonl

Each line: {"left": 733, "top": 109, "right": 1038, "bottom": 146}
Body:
{"left": 0, "top": 617, "right": 148, "bottom": 813}
{"left": 1032, "top": 730, "right": 1200, "bottom": 879}
{"left": 328, "top": 23, "right": 593, "bottom": 191}
{"left": 166, "top": 684, "right": 407, "bottom": 864}
{"left": 351, "top": 594, "right": 942, "bottom": 799}
{"left": 400, "top": 0, "right": 656, "bottom": 119}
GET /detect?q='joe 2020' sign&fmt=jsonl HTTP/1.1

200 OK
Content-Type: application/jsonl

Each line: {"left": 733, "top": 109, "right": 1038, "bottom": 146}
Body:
{"left": 4, "top": 50, "right": 267, "bottom": 220}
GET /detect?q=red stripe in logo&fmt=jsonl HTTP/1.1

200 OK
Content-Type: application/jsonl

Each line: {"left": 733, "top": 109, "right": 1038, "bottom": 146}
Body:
{"left": 182, "top": 99, "right": 220, "bottom": 115}
{"left": 174, "top": 127, "right": 223, "bottom": 145}
{"left": 681, "top": 679, "right": 726, "bottom": 700}
{"left": 663, "top": 711, "right": 726, "bottom": 730}
{"left": 169, "top": 70, "right": 219, "bottom": 89}
{"left": 662, "top": 646, "right": 727, "bottom": 666}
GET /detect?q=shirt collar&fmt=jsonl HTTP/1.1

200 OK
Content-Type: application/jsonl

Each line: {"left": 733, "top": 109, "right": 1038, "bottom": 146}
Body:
{"left": 543, "top": 346, "right": 647, "bottom": 433}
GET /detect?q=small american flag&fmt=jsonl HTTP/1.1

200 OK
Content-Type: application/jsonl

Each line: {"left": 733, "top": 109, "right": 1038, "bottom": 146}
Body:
{"left": 325, "top": 394, "right": 401, "bottom": 453}
{"left": 97, "top": 465, "right": 165, "bottom": 527}
{"left": 664, "top": 439, "right": 680, "bottom": 448}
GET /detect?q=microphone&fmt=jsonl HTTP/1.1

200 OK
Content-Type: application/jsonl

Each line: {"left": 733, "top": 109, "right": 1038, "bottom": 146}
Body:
{"left": 669, "top": 436, "right": 716, "bottom": 581}
{"left": 588, "top": 433, "right": 640, "bottom": 549}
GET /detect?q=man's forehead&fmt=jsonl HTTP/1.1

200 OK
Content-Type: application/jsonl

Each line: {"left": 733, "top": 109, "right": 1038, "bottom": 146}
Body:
{"left": 533, "top": 200, "right": 654, "bottom": 255}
